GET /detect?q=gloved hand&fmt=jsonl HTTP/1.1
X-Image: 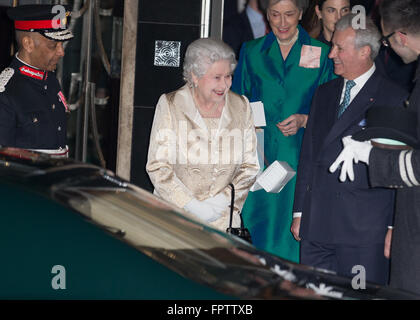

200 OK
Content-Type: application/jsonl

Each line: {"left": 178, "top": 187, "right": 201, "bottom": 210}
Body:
{"left": 329, "top": 136, "right": 373, "bottom": 182}
{"left": 184, "top": 198, "right": 222, "bottom": 223}
{"left": 203, "top": 193, "right": 230, "bottom": 214}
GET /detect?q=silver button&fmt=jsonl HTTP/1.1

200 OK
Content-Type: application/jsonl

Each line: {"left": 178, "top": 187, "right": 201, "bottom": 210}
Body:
{"left": 52, "top": 104, "right": 55, "bottom": 110}
{"left": 33, "top": 117, "right": 38, "bottom": 123}
{"left": 44, "top": 85, "right": 47, "bottom": 90}
{"left": 58, "top": 126, "right": 61, "bottom": 131}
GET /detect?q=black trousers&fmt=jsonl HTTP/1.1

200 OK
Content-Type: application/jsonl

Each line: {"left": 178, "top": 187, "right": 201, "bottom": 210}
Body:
{"left": 300, "top": 240, "right": 390, "bottom": 285}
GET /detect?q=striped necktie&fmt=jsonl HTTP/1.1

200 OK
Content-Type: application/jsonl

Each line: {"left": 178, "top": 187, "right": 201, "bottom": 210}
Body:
{"left": 338, "top": 80, "right": 356, "bottom": 118}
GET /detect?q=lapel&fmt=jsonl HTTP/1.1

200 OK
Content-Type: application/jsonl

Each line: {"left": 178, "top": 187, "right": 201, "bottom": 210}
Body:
{"left": 261, "top": 26, "right": 312, "bottom": 79}
{"left": 175, "top": 85, "right": 207, "bottom": 130}
{"left": 241, "top": 11, "right": 254, "bottom": 40}
{"left": 322, "top": 71, "right": 382, "bottom": 149}
{"left": 262, "top": 32, "right": 286, "bottom": 79}
{"left": 216, "top": 92, "right": 233, "bottom": 137}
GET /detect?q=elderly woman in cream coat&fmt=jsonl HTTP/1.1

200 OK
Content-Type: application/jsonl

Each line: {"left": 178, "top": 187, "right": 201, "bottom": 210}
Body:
{"left": 146, "top": 38, "right": 259, "bottom": 231}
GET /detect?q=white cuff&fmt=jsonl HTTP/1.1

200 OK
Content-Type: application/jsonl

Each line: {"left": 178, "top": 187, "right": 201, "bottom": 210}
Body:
{"left": 293, "top": 212, "right": 302, "bottom": 218}
{"left": 387, "top": 226, "right": 394, "bottom": 230}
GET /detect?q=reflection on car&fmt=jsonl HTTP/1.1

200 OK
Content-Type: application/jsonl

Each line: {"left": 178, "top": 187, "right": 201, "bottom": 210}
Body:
{"left": 0, "top": 147, "right": 418, "bottom": 299}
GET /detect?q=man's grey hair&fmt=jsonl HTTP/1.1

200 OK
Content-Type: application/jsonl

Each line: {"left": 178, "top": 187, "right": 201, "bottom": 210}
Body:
{"left": 259, "top": 0, "right": 308, "bottom": 13}
{"left": 335, "top": 13, "right": 381, "bottom": 60}
{"left": 15, "top": 31, "right": 40, "bottom": 50}
{"left": 183, "top": 38, "right": 236, "bottom": 85}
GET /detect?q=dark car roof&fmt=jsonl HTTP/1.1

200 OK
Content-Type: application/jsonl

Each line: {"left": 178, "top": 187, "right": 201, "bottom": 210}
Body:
{"left": 0, "top": 148, "right": 418, "bottom": 300}
{"left": 0, "top": 168, "right": 232, "bottom": 299}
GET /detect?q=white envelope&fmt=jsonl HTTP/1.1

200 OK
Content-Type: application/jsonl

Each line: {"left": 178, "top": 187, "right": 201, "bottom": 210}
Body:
{"left": 256, "top": 161, "right": 296, "bottom": 193}
{"left": 250, "top": 172, "right": 263, "bottom": 192}
{"left": 250, "top": 101, "right": 266, "bottom": 127}
{"left": 249, "top": 128, "right": 265, "bottom": 192}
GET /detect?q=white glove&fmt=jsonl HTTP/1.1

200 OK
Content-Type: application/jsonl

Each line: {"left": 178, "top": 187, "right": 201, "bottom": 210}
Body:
{"left": 329, "top": 136, "right": 373, "bottom": 182}
{"left": 203, "top": 193, "right": 230, "bottom": 214}
{"left": 184, "top": 198, "right": 222, "bottom": 223}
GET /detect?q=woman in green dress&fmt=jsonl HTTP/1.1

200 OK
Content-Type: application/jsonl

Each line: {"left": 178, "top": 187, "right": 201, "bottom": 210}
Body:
{"left": 231, "top": 0, "right": 335, "bottom": 263}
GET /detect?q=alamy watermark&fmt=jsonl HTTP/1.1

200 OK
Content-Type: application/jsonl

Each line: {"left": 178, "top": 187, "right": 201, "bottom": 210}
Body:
{"left": 153, "top": 121, "right": 254, "bottom": 165}
{"left": 351, "top": 265, "right": 366, "bottom": 290}
{"left": 352, "top": 5, "right": 367, "bottom": 30}
{"left": 51, "top": 5, "right": 67, "bottom": 30}
{"left": 51, "top": 265, "right": 66, "bottom": 290}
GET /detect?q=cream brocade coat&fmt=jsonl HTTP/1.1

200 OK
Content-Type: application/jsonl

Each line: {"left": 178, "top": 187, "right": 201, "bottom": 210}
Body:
{"left": 146, "top": 84, "right": 260, "bottom": 230}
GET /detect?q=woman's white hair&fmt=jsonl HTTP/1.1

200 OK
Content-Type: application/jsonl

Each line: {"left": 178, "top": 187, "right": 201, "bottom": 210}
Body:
{"left": 183, "top": 38, "right": 237, "bottom": 85}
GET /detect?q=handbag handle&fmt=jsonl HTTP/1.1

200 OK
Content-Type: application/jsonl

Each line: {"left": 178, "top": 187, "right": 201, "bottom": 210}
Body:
{"left": 228, "top": 183, "right": 235, "bottom": 229}
{"left": 228, "top": 183, "right": 245, "bottom": 229}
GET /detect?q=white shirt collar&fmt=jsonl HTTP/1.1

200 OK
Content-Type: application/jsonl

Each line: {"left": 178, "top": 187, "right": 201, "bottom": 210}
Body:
{"left": 345, "top": 63, "right": 376, "bottom": 89}
{"left": 341, "top": 64, "right": 376, "bottom": 106}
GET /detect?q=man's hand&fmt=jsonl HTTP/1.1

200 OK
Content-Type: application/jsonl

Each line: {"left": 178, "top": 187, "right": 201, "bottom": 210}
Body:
{"left": 291, "top": 217, "right": 302, "bottom": 241}
{"left": 329, "top": 136, "right": 373, "bottom": 182}
{"left": 384, "top": 228, "right": 393, "bottom": 259}
{"left": 277, "top": 114, "right": 308, "bottom": 136}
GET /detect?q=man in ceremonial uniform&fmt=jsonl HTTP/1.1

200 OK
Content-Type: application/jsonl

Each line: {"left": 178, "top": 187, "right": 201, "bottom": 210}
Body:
{"left": 0, "top": 4, "right": 73, "bottom": 156}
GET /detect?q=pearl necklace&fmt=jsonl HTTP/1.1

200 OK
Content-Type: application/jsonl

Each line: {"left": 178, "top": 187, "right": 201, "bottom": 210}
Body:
{"left": 192, "top": 88, "right": 223, "bottom": 118}
{"left": 277, "top": 28, "right": 299, "bottom": 46}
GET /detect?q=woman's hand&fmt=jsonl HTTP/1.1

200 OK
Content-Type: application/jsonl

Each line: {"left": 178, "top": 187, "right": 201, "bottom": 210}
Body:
{"left": 203, "top": 193, "right": 230, "bottom": 214}
{"left": 276, "top": 114, "right": 308, "bottom": 136}
{"left": 184, "top": 199, "right": 222, "bottom": 222}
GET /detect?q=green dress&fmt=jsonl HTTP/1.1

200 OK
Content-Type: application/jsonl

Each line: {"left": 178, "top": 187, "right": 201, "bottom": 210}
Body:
{"left": 231, "top": 25, "right": 335, "bottom": 263}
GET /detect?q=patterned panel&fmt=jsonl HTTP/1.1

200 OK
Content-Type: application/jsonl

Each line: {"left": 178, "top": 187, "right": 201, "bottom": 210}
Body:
{"left": 154, "top": 40, "right": 181, "bottom": 68}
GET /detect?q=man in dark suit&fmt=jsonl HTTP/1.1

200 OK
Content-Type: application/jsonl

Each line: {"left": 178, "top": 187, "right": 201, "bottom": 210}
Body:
{"left": 291, "top": 14, "right": 408, "bottom": 285}
{"left": 223, "top": 0, "right": 267, "bottom": 58}
{"left": 330, "top": 0, "right": 420, "bottom": 295}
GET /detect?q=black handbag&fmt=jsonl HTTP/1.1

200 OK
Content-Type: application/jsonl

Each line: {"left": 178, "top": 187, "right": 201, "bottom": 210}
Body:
{"left": 226, "top": 183, "right": 252, "bottom": 244}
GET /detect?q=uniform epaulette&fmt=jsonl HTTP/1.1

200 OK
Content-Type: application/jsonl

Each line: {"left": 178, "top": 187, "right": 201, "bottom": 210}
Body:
{"left": 0, "top": 68, "right": 15, "bottom": 93}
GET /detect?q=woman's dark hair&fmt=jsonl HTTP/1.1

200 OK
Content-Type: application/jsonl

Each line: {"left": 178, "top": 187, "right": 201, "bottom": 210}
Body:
{"left": 317, "top": 0, "right": 327, "bottom": 10}
{"left": 301, "top": 0, "right": 321, "bottom": 37}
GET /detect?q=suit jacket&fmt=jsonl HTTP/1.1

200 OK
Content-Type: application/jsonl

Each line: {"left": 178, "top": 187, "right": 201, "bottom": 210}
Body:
{"left": 293, "top": 69, "right": 408, "bottom": 245}
{"left": 223, "top": 11, "right": 255, "bottom": 59}
{"left": 146, "top": 84, "right": 259, "bottom": 230}
{"left": 375, "top": 46, "right": 416, "bottom": 92}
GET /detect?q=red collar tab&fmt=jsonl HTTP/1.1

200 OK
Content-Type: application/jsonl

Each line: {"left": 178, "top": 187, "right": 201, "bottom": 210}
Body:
{"left": 14, "top": 19, "right": 64, "bottom": 31}
{"left": 19, "top": 66, "right": 45, "bottom": 80}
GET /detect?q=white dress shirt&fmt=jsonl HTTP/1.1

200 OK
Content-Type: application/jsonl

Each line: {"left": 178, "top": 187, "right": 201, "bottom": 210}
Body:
{"left": 246, "top": 5, "right": 266, "bottom": 39}
{"left": 339, "top": 63, "right": 376, "bottom": 106}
